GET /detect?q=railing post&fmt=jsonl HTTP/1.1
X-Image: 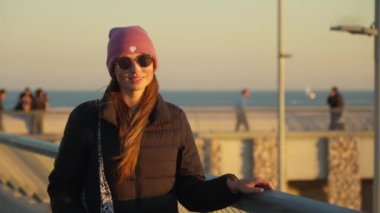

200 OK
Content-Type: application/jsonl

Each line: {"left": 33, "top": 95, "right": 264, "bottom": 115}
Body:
{"left": 210, "top": 139, "right": 222, "bottom": 175}
{"left": 327, "top": 136, "right": 361, "bottom": 210}
{"left": 253, "top": 136, "right": 279, "bottom": 188}
{"left": 241, "top": 139, "right": 253, "bottom": 178}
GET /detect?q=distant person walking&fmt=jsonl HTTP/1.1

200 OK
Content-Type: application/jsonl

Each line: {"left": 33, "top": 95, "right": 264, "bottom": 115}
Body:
{"left": 235, "top": 88, "right": 250, "bottom": 132}
{"left": 31, "top": 88, "right": 49, "bottom": 134}
{"left": 0, "top": 89, "right": 7, "bottom": 131}
{"left": 327, "top": 86, "right": 344, "bottom": 130}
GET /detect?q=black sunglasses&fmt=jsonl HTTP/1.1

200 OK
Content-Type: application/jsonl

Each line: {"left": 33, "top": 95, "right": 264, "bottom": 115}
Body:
{"left": 115, "top": 54, "right": 154, "bottom": 70}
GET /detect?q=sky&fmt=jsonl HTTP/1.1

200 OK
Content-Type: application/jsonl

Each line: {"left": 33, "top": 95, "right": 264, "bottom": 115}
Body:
{"left": 0, "top": 0, "right": 374, "bottom": 91}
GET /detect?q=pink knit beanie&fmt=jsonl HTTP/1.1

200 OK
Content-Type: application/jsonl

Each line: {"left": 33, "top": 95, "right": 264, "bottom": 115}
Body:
{"left": 106, "top": 26, "right": 158, "bottom": 75}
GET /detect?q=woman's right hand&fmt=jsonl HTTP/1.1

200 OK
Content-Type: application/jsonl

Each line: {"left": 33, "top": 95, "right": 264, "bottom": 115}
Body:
{"left": 227, "top": 177, "right": 275, "bottom": 194}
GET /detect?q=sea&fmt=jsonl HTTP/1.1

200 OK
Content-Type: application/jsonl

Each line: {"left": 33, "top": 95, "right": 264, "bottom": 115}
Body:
{"left": 2, "top": 90, "right": 373, "bottom": 110}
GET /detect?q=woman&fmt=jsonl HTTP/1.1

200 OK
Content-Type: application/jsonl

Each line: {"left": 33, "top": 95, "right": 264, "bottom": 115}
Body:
{"left": 48, "top": 26, "right": 274, "bottom": 213}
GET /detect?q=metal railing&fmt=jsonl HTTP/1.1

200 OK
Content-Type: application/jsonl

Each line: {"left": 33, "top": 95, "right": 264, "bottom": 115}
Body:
{"left": 0, "top": 132, "right": 58, "bottom": 157}
{"left": 0, "top": 132, "right": 360, "bottom": 213}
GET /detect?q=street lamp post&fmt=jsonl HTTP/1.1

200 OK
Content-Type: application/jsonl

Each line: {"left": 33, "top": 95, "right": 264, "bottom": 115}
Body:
{"left": 330, "top": 1, "right": 379, "bottom": 211}
{"left": 277, "top": 0, "right": 286, "bottom": 192}
{"left": 374, "top": 2, "right": 380, "bottom": 212}
{"left": 277, "top": 0, "right": 291, "bottom": 192}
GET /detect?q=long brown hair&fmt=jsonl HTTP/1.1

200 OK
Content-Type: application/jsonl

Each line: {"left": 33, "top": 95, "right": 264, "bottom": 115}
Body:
{"left": 104, "top": 75, "right": 159, "bottom": 181}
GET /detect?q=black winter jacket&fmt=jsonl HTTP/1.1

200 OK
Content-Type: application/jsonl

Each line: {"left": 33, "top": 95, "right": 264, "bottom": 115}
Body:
{"left": 48, "top": 95, "right": 239, "bottom": 213}
{"left": 327, "top": 93, "right": 344, "bottom": 109}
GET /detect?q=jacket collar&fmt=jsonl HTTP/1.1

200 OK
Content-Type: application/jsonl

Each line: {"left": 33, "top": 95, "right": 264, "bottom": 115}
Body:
{"left": 148, "top": 94, "right": 172, "bottom": 125}
{"left": 101, "top": 94, "right": 172, "bottom": 126}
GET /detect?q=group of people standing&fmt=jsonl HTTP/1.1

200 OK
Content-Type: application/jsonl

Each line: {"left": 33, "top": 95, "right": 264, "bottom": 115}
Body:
{"left": 15, "top": 87, "right": 49, "bottom": 134}
{"left": 14, "top": 87, "right": 49, "bottom": 112}
{"left": 0, "top": 87, "right": 49, "bottom": 134}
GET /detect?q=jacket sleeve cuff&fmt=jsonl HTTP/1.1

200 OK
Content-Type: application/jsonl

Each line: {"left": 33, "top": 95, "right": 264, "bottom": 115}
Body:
{"left": 215, "top": 174, "right": 241, "bottom": 203}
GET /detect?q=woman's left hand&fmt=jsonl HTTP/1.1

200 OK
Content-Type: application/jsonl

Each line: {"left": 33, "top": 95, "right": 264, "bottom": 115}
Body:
{"left": 227, "top": 177, "right": 275, "bottom": 194}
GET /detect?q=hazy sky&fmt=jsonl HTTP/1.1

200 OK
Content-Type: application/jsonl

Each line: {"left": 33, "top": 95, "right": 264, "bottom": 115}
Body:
{"left": 0, "top": 0, "right": 373, "bottom": 91}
